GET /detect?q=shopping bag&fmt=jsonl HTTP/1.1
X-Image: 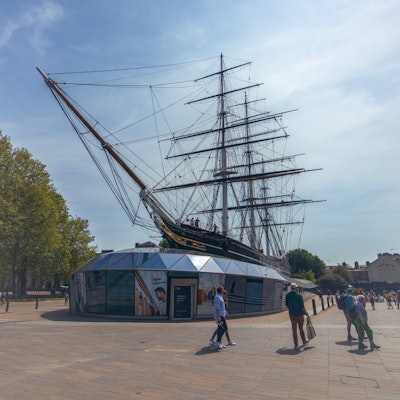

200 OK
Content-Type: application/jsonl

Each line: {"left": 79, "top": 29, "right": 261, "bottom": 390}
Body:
{"left": 306, "top": 315, "right": 316, "bottom": 340}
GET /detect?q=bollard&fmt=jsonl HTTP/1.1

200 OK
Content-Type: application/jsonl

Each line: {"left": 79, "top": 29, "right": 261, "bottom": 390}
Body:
{"left": 5, "top": 299, "right": 9, "bottom": 312}
{"left": 326, "top": 296, "right": 330, "bottom": 307}
{"left": 35, "top": 297, "right": 39, "bottom": 309}
{"left": 321, "top": 297, "right": 325, "bottom": 310}
{"left": 312, "top": 298, "right": 317, "bottom": 315}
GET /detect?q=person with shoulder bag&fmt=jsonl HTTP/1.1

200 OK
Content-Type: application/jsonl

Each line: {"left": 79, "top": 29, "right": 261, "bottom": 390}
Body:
{"left": 285, "top": 283, "right": 310, "bottom": 350}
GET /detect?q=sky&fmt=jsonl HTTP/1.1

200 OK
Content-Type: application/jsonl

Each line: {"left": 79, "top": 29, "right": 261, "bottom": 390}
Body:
{"left": 1, "top": 0, "right": 399, "bottom": 266}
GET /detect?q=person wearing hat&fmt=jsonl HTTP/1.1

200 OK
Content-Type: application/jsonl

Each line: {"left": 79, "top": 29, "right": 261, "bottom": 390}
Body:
{"left": 353, "top": 295, "right": 380, "bottom": 351}
{"left": 343, "top": 287, "right": 357, "bottom": 341}
{"left": 285, "top": 283, "right": 309, "bottom": 350}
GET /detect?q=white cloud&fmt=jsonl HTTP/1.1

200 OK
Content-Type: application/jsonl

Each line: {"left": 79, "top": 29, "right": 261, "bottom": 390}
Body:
{"left": 0, "top": 0, "right": 63, "bottom": 52}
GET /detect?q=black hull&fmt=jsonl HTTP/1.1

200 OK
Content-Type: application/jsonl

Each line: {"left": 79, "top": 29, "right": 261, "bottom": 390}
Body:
{"left": 160, "top": 220, "right": 290, "bottom": 273}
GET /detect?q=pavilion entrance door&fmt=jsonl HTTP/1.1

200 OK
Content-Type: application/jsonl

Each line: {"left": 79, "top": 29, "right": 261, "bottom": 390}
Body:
{"left": 170, "top": 279, "right": 197, "bottom": 320}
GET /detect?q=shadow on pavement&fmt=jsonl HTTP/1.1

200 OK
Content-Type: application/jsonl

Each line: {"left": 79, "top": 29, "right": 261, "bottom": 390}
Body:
{"left": 348, "top": 349, "right": 373, "bottom": 355}
{"left": 335, "top": 340, "right": 356, "bottom": 346}
{"left": 40, "top": 309, "right": 134, "bottom": 323}
{"left": 194, "top": 345, "right": 220, "bottom": 355}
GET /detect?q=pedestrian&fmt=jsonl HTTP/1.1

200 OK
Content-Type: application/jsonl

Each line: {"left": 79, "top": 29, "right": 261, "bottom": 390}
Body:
{"left": 397, "top": 290, "right": 400, "bottom": 310}
{"left": 285, "top": 283, "right": 309, "bottom": 350}
{"left": 353, "top": 295, "right": 380, "bottom": 351}
{"left": 342, "top": 287, "right": 357, "bottom": 341}
{"left": 209, "top": 290, "right": 235, "bottom": 346}
{"left": 387, "top": 293, "right": 394, "bottom": 309}
{"left": 368, "top": 290, "right": 375, "bottom": 310}
{"left": 212, "top": 286, "right": 235, "bottom": 349}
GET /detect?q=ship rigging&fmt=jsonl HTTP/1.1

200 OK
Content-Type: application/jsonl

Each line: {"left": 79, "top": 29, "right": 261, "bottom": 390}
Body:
{"left": 37, "top": 54, "right": 322, "bottom": 272}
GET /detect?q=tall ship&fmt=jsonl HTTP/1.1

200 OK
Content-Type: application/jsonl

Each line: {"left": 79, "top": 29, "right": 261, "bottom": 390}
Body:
{"left": 37, "top": 55, "right": 320, "bottom": 275}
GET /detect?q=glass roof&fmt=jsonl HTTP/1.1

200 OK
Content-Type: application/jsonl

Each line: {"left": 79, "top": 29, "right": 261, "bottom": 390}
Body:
{"left": 75, "top": 247, "right": 287, "bottom": 281}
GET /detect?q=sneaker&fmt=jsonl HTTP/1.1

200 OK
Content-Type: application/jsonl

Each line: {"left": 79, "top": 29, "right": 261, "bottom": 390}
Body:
{"left": 358, "top": 342, "right": 367, "bottom": 350}
{"left": 215, "top": 342, "right": 223, "bottom": 349}
{"left": 221, "top": 343, "right": 226, "bottom": 348}
{"left": 294, "top": 345, "right": 300, "bottom": 350}
{"left": 209, "top": 338, "right": 215, "bottom": 345}
{"left": 370, "top": 343, "right": 380, "bottom": 349}
{"left": 228, "top": 341, "right": 236, "bottom": 346}
{"left": 303, "top": 340, "right": 309, "bottom": 345}
{"left": 347, "top": 335, "right": 356, "bottom": 341}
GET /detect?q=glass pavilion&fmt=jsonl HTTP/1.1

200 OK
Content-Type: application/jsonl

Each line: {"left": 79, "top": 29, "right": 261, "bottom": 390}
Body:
{"left": 70, "top": 247, "right": 287, "bottom": 320}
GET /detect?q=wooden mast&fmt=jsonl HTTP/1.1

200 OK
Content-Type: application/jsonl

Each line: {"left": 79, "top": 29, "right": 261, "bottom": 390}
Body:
{"left": 36, "top": 67, "right": 176, "bottom": 225}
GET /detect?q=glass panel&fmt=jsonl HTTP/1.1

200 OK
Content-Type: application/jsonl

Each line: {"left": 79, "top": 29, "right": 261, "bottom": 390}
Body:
{"left": 197, "top": 273, "right": 225, "bottom": 316}
{"left": 135, "top": 270, "right": 168, "bottom": 316}
{"left": 212, "top": 258, "right": 231, "bottom": 273}
{"left": 158, "top": 253, "right": 186, "bottom": 269}
{"left": 245, "top": 279, "right": 263, "bottom": 312}
{"left": 261, "top": 279, "right": 276, "bottom": 312}
{"left": 200, "top": 258, "right": 224, "bottom": 274}
{"left": 74, "top": 272, "right": 86, "bottom": 312}
{"left": 169, "top": 255, "right": 197, "bottom": 271}
{"left": 86, "top": 271, "right": 106, "bottom": 313}
{"left": 246, "top": 264, "right": 263, "bottom": 278}
{"left": 107, "top": 253, "right": 133, "bottom": 270}
{"left": 106, "top": 270, "right": 134, "bottom": 315}
{"left": 263, "top": 266, "right": 286, "bottom": 280}
{"left": 225, "top": 261, "right": 246, "bottom": 275}
{"left": 186, "top": 254, "right": 210, "bottom": 270}
{"left": 224, "top": 275, "right": 246, "bottom": 314}
{"left": 80, "top": 253, "right": 110, "bottom": 272}
{"left": 273, "top": 280, "right": 286, "bottom": 311}
{"left": 141, "top": 253, "right": 166, "bottom": 269}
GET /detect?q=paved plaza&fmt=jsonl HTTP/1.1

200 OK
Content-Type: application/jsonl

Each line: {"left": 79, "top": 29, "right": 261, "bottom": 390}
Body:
{"left": 0, "top": 296, "right": 399, "bottom": 399}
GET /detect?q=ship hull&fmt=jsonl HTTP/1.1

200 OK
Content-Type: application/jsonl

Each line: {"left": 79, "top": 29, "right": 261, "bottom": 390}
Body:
{"left": 160, "top": 220, "right": 290, "bottom": 273}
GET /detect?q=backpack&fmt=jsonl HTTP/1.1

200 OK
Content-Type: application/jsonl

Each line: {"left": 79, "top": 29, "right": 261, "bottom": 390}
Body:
{"left": 336, "top": 293, "right": 347, "bottom": 310}
{"left": 348, "top": 305, "right": 357, "bottom": 320}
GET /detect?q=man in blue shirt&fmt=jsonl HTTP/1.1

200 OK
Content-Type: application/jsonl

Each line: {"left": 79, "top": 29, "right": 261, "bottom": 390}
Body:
{"left": 343, "top": 287, "right": 357, "bottom": 341}
{"left": 353, "top": 295, "right": 380, "bottom": 351}
{"left": 213, "top": 286, "right": 228, "bottom": 350}
{"left": 285, "top": 283, "right": 309, "bottom": 350}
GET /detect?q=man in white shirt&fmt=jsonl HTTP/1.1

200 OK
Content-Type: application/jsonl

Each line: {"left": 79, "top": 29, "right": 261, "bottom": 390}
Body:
{"left": 213, "top": 286, "right": 228, "bottom": 349}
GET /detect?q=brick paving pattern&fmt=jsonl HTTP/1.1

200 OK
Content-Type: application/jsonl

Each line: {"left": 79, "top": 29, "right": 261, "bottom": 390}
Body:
{"left": 0, "top": 296, "right": 399, "bottom": 399}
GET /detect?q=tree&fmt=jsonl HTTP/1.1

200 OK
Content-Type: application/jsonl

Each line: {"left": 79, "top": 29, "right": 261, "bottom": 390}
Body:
{"left": 159, "top": 238, "right": 170, "bottom": 248}
{"left": 287, "top": 248, "right": 326, "bottom": 279}
{"left": 292, "top": 269, "right": 316, "bottom": 283}
{"left": 0, "top": 131, "right": 97, "bottom": 295}
{"left": 65, "top": 216, "right": 97, "bottom": 279}
{"left": 331, "top": 264, "right": 353, "bottom": 285}
{"left": 317, "top": 270, "right": 348, "bottom": 293}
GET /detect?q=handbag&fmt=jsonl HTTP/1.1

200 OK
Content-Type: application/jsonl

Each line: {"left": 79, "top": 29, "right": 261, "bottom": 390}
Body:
{"left": 306, "top": 315, "right": 316, "bottom": 340}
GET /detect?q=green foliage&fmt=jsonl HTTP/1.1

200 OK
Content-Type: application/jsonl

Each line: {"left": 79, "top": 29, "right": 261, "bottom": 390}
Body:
{"left": 292, "top": 269, "right": 316, "bottom": 283}
{"left": 159, "top": 238, "right": 170, "bottom": 248}
{"left": 287, "top": 248, "right": 326, "bottom": 279}
{"left": 0, "top": 131, "right": 97, "bottom": 295}
{"left": 317, "top": 265, "right": 353, "bottom": 292}
{"left": 66, "top": 216, "right": 97, "bottom": 275}
{"left": 331, "top": 264, "right": 353, "bottom": 284}
{"left": 317, "top": 270, "right": 348, "bottom": 293}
